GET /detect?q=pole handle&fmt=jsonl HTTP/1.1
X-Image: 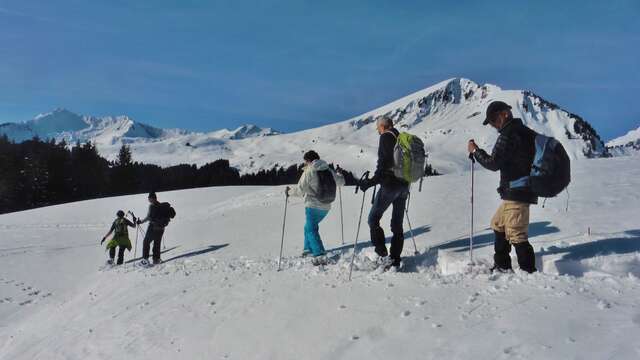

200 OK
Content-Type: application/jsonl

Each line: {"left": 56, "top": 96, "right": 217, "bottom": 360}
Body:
{"left": 355, "top": 171, "right": 370, "bottom": 194}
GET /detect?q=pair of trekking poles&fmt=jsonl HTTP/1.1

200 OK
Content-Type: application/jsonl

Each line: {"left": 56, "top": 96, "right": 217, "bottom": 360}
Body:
{"left": 126, "top": 210, "right": 167, "bottom": 264}
{"left": 347, "top": 172, "right": 420, "bottom": 280}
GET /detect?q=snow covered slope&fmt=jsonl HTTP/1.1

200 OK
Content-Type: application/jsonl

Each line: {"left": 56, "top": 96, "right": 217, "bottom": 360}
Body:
{"left": 1, "top": 79, "right": 608, "bottom": 174}
{"left": 607, "top": 125, "right": 640, "bottom": 156}
{"left": 1, "top": 156, "right": 639, "bottom": 359}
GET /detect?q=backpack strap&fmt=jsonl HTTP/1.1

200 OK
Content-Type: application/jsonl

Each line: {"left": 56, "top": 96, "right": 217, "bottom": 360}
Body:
{"left": 384, "top": 130, "right": 398, "bottom": 139}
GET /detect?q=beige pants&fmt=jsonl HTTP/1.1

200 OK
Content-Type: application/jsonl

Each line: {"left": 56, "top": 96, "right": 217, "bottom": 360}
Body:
{"left": 490, "top": 200, "right": 530, "bottom": 244}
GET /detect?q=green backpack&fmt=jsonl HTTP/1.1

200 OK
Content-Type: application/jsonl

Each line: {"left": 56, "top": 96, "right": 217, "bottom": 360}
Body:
{"left": 114, "top": 218, "right": 128, "bottom": 237}
{"left": 389, "top": 132, "right": 426, "bottom": 183}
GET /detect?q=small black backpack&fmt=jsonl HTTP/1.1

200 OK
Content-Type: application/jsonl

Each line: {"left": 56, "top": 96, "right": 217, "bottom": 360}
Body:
{"left": 316, "top": 170, "right": 337, "bottom": 204}
{"left": 155, "top": 202, "right": 177, "bottom": 227}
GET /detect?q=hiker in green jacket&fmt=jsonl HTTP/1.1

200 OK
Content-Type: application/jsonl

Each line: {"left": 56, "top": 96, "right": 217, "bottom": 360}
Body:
{"left": 101, "top": 210, "right": 136, "bottom": 265}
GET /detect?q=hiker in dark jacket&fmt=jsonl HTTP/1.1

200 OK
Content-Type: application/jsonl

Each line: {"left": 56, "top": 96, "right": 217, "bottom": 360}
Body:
{"left": 359, "top": 115, "right": 410, "bottom": 270}
{"left": 137, "top": 192, "right": 166, "bottom": 266}
{"left": 468, "top": 101, "right": 538, "bottom": 273}
{"left": 101, "top": 210, "right": 135, "bottom": 265}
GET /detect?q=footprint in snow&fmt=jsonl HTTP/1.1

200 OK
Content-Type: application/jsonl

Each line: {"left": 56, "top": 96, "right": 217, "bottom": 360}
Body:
{"left": 401, "top": 310, "right": 411, "bottom": 318}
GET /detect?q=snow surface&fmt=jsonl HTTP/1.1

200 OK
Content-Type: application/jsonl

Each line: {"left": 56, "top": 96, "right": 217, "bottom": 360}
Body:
{"left": 1, "top": 156, "right": 639, "bottom": 359}
{"left": 0, "top": 78, "right": 607, "bottom": 174}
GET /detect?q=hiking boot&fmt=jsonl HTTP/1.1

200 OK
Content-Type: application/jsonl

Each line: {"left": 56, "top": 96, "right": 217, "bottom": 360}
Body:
{"left": 106, "top": 259, "right": 114, "bottom": 266}
{"left": 490, "top": 265, "right": 514, "bottom": 274}
{"left": 139, "top": 259, "right": 151, "bottom": 267}
{"left": 377, "top": 256, "right": 394, "bottom": 269}
{"left": 514, "top": 242, "right": 537, "bottom": 273}
{"left": 152, "top": 258, "right": 163, "bottom": 265}
{"left": 311, "top": 255, "right": 327, "bottom": 266}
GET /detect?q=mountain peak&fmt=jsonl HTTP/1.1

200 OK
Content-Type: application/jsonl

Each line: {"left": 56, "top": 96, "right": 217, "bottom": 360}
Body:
{"left": 606, "top": 125, "right": 640, "bottom": 155}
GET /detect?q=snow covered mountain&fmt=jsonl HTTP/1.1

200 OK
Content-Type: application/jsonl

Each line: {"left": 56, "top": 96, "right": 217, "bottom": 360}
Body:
{"left": 0, "top": 108, "right": 278, "bottom": 146}
{"left": 606, "top": 125, "right": 640, "bottom": 156}
{"left": 0, "top": 108, "right": 182, "bottom": 144}
{"left": 1, "top": 78, "right": 608, "bottom": 174}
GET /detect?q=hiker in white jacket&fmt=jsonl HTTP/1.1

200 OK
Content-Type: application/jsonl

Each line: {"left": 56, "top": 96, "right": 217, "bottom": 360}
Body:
{"left": 286, "top": 151, "right": 345, "bottom": 265}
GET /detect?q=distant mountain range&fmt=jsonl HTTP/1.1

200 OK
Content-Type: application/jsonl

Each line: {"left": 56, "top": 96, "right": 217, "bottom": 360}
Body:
{"left": 1, "top": 78, "right": 613, "bottom": 174}
{"left": 0, "top": 108, "right": 279, "bottom": 145}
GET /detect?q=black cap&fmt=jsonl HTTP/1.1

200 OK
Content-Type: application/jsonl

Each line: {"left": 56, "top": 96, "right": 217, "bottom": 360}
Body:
{"left": 117, "top": 210, "right": 125, "bottom": 217}
{"left": 483, "top": 101, "right": 512, "bottom": 125}
{"left": 303, "top": 150, "right": 320, "bottom": 162}
{"left": 148, "top": 191, "right": 157, "bottom": 199}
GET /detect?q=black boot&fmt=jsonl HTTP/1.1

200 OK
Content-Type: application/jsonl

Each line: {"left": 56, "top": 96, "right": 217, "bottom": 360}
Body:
{"left": 514, "top": 242, "right": 537, "bottom": 273}
{"left": 492, "top": 231, "right": 512, "bottom": 271}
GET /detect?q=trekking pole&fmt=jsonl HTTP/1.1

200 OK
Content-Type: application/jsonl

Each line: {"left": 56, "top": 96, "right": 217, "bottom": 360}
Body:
{"left": 338, "top": 187, "right": 345, "bottom": 245}
{"left": 277, "top": 190, "right": 290, "bottom": 271}
{"left": 349, "top": 171, "right": 370, "bottom": 281}
{"left": 128, "top": 211, "right": 140, "bottom": 261}
{"left": 405, "top": 192, "right": 419, "bottom": 255}
{"left": 469, "top": 153, "right": 475, "bottom": 264}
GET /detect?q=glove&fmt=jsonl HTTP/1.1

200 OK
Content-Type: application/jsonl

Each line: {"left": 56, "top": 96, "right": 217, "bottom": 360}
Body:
{"left": 136, "top": 219, "right": 142, "bottom": 225}
{"left": 285, "top": 186, "right": 290, "bottom": 197}
{"left": 101, "top": 236, "right": 106, "bottom": 245}
{"left": 358, "top": 178, "right": 375, "bottom": 192}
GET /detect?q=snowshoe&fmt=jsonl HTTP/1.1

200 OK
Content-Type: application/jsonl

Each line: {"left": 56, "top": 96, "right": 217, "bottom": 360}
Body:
{"left": 311, "top": 255, "right": 328, "bottom": 266}
{"left": 377, "top": 256, "right": 394, "bottom": 269}
{"left": 384, "top": 259, "right": 403, "bottom": 273}
{"left": 138, "top": 259, "right": 153, "bottom": 268}
{"left": 490, "top": 265, "right": 514, "bottom": 274}
{"left": 99, "top": 259, "right": 116, "bottom": 271}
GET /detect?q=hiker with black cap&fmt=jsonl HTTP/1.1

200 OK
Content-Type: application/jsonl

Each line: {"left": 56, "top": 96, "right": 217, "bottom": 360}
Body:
{"left": 101, "top": 210, "right": 136, "bottom": 265}
{"left": 137, "top": 192, "right": 175, "bottom": 266}
{"left": 467, "top": 101, "right": 538, "bottom": 273}
{"left": 358, "top": 115, "right": 410, "bottom": 271}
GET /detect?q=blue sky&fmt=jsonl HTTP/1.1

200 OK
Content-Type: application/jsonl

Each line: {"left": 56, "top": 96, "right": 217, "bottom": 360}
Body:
{"left": 0, "top": 0, "right": 638, "bottom": 140}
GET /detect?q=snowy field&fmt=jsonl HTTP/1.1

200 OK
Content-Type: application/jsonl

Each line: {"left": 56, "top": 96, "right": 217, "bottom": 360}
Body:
{"left": 1, "top": 156, "right": 639, "bottom": 359}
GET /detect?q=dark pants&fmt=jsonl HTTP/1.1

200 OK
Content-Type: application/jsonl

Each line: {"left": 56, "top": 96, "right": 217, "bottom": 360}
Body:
{"left": 142, "top": 225, "right": 165, "bottom": 261}
{"left": 368, "top": 184, "right": 410, "bottom": 261}
{"left": 109, "top": 246, "right": 126, "bottom": 265}
{"left": 494, "top": 231, "right": 537, "bottom": 273}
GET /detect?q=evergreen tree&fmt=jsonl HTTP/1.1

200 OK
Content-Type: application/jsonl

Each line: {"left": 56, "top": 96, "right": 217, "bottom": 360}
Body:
{"left": 111, "top": 144, "right": 136, "bottom": 194}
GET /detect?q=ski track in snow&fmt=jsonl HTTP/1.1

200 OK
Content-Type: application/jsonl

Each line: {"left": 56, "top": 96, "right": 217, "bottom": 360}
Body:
{"left": 1, "top": 157, "right": 640, "bottom": 359}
